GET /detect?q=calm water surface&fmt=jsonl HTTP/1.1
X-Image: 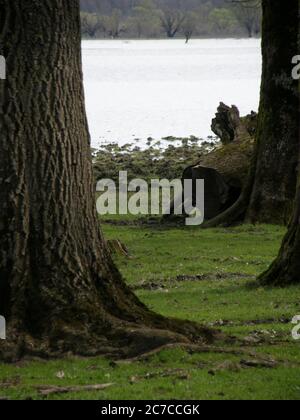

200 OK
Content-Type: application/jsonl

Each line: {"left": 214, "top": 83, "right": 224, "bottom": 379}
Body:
{"left": 82, "top": 39, "right": 261, "bottom": 147}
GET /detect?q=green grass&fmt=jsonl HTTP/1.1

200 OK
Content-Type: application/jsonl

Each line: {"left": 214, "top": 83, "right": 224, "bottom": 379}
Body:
{"left": 1, "top": 223, "right": 300, "bottom": 400}
{"left": 108, "top": 223, "right": 286, "bottom": 282}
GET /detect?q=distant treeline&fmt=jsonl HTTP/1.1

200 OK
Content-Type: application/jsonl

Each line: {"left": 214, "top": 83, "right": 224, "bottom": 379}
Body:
{"left": 80, "top": 0, "right": 261, "bottom": 41}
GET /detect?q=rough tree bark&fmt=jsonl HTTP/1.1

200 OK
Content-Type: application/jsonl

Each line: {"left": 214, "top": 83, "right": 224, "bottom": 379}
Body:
{"left": 258, "top": 3, "right": 300, "bottom": 287}
{"left": 204, "top": 0, "right": 299, "bottom": 228}
{"left": 259, "top": 176, "right": 300, "bottom": 286}
{"left": 0, "top": 0, "right": 216, "bottom": 361}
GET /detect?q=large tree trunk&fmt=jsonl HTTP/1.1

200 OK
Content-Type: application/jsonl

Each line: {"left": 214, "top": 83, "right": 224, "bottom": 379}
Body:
{"left": 259, "top": 6, "right": 300, "bottom": 286}
{"left": 246, "top": 0, "right": 299, "bottom": 223}
{"left": 259, "top": 179, "right": 300, "bottom": 286}
{"left": 0, "top": 0, "right": 215, "bottom": 361}
{"left": 204, "top": 0, "right": 299, "bottom": 228}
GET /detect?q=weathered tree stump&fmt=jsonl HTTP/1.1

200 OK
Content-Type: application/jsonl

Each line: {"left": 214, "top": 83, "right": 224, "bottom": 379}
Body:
{"left": 170, "top": 104, "right": 257, "bottom": 221}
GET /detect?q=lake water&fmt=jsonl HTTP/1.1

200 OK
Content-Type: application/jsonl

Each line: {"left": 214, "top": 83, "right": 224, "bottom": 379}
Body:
{"left": 82, "top": 39, "right": 262, "bottom": 148}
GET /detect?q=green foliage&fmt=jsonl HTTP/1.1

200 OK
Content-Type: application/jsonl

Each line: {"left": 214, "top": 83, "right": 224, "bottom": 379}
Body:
{"left": 232, "top": 1, "right": 262, "bottom": 37}
{"left": 209, "top": 8, "right": 238, "bottom": 35}
{"left": 182, "top": 11, "right": 199, "bottom": 43}
{"left": 81, "top": 9, "right": 125, "bottom": 39}
{"left": 80, "top": 12, "right": 103, "bottom": 37}
{"left": 80, "top": 0, "right": 262, "bottom": 39}
{"left": 128, "top": 0, "right": 161, "bottom": 38}
{"left": 92, "top": 137, "right": 218, "bottom": 183}
{"left": 159, "top": 8, "right": 186, "bottom": 38}
{"left": 106, "top": 9, "right": 124, "bottom": 38}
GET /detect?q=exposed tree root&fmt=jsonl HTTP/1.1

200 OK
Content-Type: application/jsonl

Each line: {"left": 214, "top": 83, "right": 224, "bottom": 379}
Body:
{"left": 0, "top": 310, "right": 221, "bottom": 363}
{"left": 258, "top": 259, "right": 299, "bottom": 287}
{"left": 258, "top": 216, "right": 300, "bottom": 287}
{"left": 201, "top": 193, "right": 248, "bottom": 228}
{"left": 113, "top": 342, "right": 276, "bottom": 365}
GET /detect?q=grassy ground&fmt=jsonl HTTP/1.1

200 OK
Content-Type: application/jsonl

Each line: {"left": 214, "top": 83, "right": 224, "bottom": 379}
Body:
{"left": 0, "top": 223, "right": 299, "bottom": 400}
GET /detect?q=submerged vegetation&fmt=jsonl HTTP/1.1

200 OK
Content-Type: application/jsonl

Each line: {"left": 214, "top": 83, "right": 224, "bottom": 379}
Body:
{"left": 92, "top": 136, "right": 218, "bottom": 183}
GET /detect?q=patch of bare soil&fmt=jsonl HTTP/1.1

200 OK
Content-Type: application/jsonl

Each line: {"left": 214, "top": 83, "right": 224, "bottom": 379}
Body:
{"left": 132, "top": 272, "right": 255, "bottom": 291}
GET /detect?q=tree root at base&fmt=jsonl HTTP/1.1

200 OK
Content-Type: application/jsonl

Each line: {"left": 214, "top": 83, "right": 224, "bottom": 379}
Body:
{"left": 0, "top": 315, "right": 222, "bottom": 363}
